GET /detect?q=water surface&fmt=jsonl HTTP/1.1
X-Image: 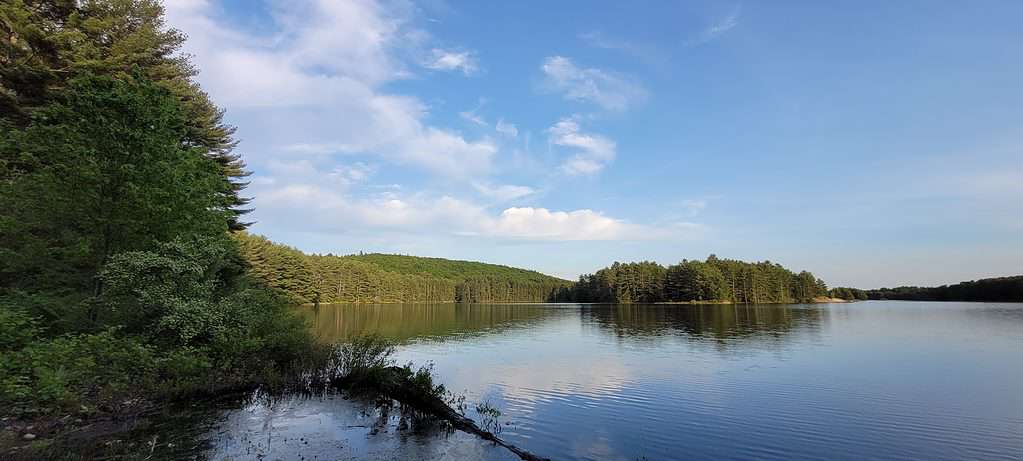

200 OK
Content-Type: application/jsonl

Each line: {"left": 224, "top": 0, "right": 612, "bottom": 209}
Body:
{"left": 211, "top": 301, "right": 1023, "bottom": 460}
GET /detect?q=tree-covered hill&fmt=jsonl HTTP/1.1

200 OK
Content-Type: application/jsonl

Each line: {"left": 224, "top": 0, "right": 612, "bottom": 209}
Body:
{"left": 866, "top": 276, "right": 1023, "bottom": 302}
{"left": 236, "top": 234, "right": 835, "bottom": 306}
{"left": 346, "top": 253, "right": 566, "bottom": 284}
{"left": 235, "top": 233, "right": 572, "bottom": 304}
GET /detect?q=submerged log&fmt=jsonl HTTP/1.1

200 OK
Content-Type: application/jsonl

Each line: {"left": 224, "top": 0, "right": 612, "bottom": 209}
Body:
{"left": 334, "top": 366, "right": 550, "bottom": 461}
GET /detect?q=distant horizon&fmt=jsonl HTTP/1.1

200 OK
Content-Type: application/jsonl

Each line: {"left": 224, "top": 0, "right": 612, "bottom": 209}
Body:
{"left": 167, "top": 1, "right": 1023, "bottom": 288}
{"left": 259, "top": 234, "right": 1017, "bottom": 289}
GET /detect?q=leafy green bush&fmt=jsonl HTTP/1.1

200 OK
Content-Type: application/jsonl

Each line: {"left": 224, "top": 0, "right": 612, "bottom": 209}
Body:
{"left": 333, "top": 335, "right": 396, "bottom": 386}
{"left": 0, "top": 307, "right": 39, "bottom": 350}
{"left": 0, "top": 330, "right": 154, "bottom": 414}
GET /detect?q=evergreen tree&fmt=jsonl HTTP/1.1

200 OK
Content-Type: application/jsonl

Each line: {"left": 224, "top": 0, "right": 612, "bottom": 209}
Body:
{"left": 0, "top": 0, "right": 251, "bottom": 229}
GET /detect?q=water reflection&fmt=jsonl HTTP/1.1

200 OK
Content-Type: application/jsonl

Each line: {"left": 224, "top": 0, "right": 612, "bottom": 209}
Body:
{"left": 582, "top": 303, "right": 824, "bottom": 345}
{"left": 291, "top": 302, "right": 1023, "bottom": 461}
{"left": 299, "top": 302, "right": 826, "bottom": 347}
{"left": 299, "top": 303, "right": 559, "bottom": 343}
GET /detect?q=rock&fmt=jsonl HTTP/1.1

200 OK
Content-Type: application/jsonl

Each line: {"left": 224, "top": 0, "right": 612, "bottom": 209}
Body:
{"left": 22, "top": 433, "right": 36, "bottom": 441}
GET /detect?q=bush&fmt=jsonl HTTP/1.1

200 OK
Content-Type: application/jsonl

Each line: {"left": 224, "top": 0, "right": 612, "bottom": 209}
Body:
{"left": 0, "top": 330, "right": 155, "bottom": 414}
{"left": 333, "top": 335, "right": 396, "bottom": 386}
{"left": 0, "top": 307, "right": 39, "bottom": 351}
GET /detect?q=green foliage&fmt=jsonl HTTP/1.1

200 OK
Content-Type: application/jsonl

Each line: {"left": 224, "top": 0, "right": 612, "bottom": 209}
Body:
{"left": 1, "top": 330, "right": 155, "bottom": 413}
{"left": 572, "top": 255, "right": 830, "bottom": 304}
{"left": 0, "top": 307, "right": 39, "bottom": 350}
{"left": 235, "top": 233, "right": 572, "bottom": 304}
{"left": 867, "top": 276, "right": 1023, "bottom": 302}
{"left": 0, "top": 0, "right": 251, "bottom": 229}
{"left": 0, "top": 3, "right": 324, "bottom": 451}
{"left": 829, "top": 287, "right": 869, "bottom": 300}
{"left": 332, "top": 335, "right": 396, "bottom": 386}
{"left": 397, "top": 361, "right": 446, "bottom": 400}
{"left": 98, "top": 236, "right": 248, "bottom": 345}
{"left": 1, "top": 74, "right": 229, "bottom": 301}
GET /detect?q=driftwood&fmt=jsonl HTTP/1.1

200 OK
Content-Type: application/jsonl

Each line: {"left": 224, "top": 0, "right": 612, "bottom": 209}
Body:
{"left": 334, "top": 366, "right": 551, "bottom": 461}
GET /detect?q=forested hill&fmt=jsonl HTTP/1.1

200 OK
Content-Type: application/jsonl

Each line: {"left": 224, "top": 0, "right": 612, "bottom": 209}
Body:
{"left": 866, "top": 276, "right": 1023, "bottom": 302}
{"left": 236, "top": 233, "right": 838, "bottom": 305}
{"left": 346, "top": 253, "right": 563, "bottom": 284}
{"left": 235, "top": 233, "right": 571, "bottom": 304}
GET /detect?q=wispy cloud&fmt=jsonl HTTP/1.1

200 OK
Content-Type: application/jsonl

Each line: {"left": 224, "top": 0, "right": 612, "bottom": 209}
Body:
{"left": 540, "top": 56, "right": 647, "bottom": 112}
{"left": 473, "top": 182, "right": 534, "bottom": 201}
{"left": 495, "top": 119, "right": 519, "bottom": 138}
{"left": 578, "top": 31, "right": 664, "bottom": 66}
{"left": 423, "top": 48, "right": 479, "bottom": 75}
{"left": 684, "top": 5, "right": 741, "bottom": 46}
{"left": 548, "top": 117, "right": 616, "bottom": 175}
{"left": 459, "top": 109, "right": 487, "bottom": 126}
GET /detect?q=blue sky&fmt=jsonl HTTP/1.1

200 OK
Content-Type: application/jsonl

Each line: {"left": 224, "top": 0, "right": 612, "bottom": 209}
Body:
{"left": 164, "top": 0, "right": 1023, "bottom": 288}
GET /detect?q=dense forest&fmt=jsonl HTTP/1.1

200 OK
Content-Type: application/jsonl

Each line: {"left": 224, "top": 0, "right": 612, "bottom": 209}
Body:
{"left": 567, "top": 256, "right": 831, "bottom": 303}
{"left": 234, "top": 236, "right": 839, "bottom": 305}
{"left": 235, "top": 233, "right": 573, "bottom": 304}
{"left": 0, "top": 0, "right": 322, "bottom": 445}
{"left": 866, "top": 276, "right": 1023, "bottom": 302}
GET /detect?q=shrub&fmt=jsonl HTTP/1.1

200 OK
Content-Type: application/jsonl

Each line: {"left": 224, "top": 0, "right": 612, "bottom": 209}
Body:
{"left": 0, "top": 307, "right": 39, "bottom": 351}
{"left": 0, "top": 330, "right": 155, "bottom": 414}
{"left": 332, "top": 335, "right": 396, "bottom": 386}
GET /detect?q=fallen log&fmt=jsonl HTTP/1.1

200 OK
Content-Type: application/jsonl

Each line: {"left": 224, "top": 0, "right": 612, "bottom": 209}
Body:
{"left": 333, "top": 366, "right": 550, "bottom": 461}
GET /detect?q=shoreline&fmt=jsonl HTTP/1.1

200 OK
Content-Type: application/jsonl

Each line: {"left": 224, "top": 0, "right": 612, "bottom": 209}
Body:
{"left": 303, "top": 298, "right": 856, "bottom": 307}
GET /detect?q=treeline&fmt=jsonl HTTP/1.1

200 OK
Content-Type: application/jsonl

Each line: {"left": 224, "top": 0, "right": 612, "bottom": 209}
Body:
{"left": 0, "top": 0, "right": 320, "bottom": 432}
{"left": 567, "top": 256, "right": 830, "bottom": 304}
{"left": 866, "top": 276, "right": 1023, "bottom": 302}
{"left": 235, "top": 234, "right": 572, "bottom": 304}
{"left": 829, "top": 287, "right": 869, "bottom": 301}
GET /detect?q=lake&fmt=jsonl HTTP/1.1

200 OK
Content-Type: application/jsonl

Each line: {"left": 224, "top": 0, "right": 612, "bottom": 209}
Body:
{"left": 202, "top": 301, "right": 1023, "bottom": 460}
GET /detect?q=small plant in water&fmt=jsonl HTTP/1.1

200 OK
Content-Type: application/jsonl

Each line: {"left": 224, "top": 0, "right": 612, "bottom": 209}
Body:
{"left": 476, "top": 400, "right": 502, "bottom": 434}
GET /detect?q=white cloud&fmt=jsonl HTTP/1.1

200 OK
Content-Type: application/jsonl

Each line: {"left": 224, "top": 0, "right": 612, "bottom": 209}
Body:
{"left": 475, "top": 207, "right": 646, "bottom": 240}
{"left": 685, "top": 5, "right": 741, "bottom": 46}
{"left": 540, "top": 56, "right": 647, "bottom": 111}
{"left": 329, "top": 162, "right": 376, "bottom": 185}
{"left": 459, "top": 109, "right": 487, "bottom": 126}
{"left": 251, "top": 175, "right": 695, "bottom": 241}
{"left": 548, "top": 117, "right": 616, "bottom": 175}
{"left": 423, "top": 48, "right": 479, "bottom": 75}
{"left": 163, "top": 0, "right": 495, "bottom": 178}
{"left": 473, "top": 182, "right": 534, "bottom": 201}
{"left": 495, "top": 119, "right": 519, "bottom": 138}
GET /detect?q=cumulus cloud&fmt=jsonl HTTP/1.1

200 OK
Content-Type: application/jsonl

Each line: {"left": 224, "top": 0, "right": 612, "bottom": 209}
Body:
{"left": 250, "top": 173, "right": 693, "bottom": 241}
{"left": 540, "top": 56, "right": 647, "bottom": 111}
{"left": 423, "top": 48, "right": 479, "bottom": 75}
{"left": 162, "top": 0, "right": 494, "bottom": 178}
{"left": 548, "top": 117, "right": 616, "bottom": 175}
{"left": 475, "top": 208, "right": 647, "bottom": 240}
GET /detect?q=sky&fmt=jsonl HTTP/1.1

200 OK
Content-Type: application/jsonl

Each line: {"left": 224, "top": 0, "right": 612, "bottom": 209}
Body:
{"left": 162, "top": 0, "right": 1023, "bottom": 288}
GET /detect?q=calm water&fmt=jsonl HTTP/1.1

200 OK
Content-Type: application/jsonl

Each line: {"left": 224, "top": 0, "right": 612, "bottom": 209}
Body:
{"left": 216, "top": 301, "right": 1023, "bottom": 460}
